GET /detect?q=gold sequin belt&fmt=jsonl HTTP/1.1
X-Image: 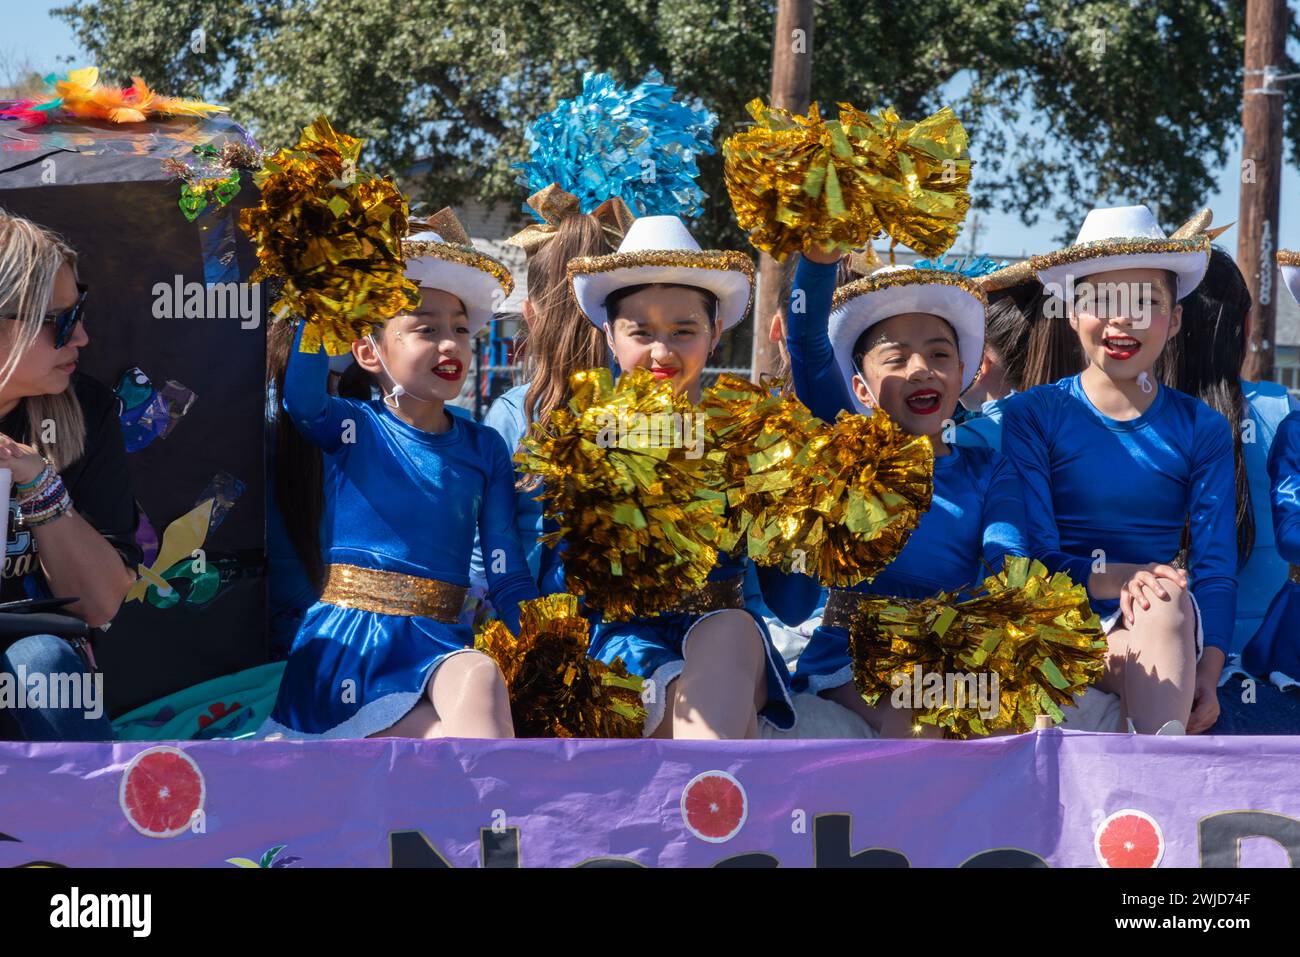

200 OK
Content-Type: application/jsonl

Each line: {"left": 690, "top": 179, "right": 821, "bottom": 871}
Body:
{"left": 320, "top": 564, "right": 466, "bottom": 623}
{"left": 822, "top": 588, "right": 872, "bottom": 631}
{"left": 1291, "top": 565, "right": 1300, "bottom": 586}
{"left": 662, "top": 575, "right": 746, "bottom": 616}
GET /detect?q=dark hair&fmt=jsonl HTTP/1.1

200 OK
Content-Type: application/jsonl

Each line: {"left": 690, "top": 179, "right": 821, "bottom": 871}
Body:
{"left": 851, "top": 313, "right": 957, "bottom": 374}
{"left": 986, "top": 282, "right": 1084, "bottom": 391}
{"left": 605, "top": 283, "right": 718, "bottom": 326}
{"left": 1155, "top": 245, "right": 1254, "bottom": 565}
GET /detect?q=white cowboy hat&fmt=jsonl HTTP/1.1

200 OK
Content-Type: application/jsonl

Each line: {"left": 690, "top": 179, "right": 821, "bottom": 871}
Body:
{"left": 828, "top": 265, "right": 987, "bottom": 415}
{"left": 1032, "top": 204, "right": 1209, "bottom": 302}
{"left": 1280, "top": 250, "right": 1300, "bottom": 306}
{"left": 400, "top": 208, "right": 514, "bottom": 336}
{"left": 567, "top": 215, "right": 755, "bottom": 330}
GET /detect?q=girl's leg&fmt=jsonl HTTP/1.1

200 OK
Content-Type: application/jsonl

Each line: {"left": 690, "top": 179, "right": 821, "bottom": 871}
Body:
{"left": 371, "top": 651, "right": 515, "bottom": 739}
{"left": 1097, "top": 583, "right": 1196, "bottom": 733}
{"left": 821, "top": 682, "right": 942, "bottom": 738}
{"left": 671, "top": 609, "right": 767, "bottom": 740}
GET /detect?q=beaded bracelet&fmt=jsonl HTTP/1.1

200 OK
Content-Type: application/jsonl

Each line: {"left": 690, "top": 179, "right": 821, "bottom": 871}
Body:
{"left": 15, "top": 462, "right": 58, "bottom": 502}
{"left": 15, "top": 463, "right": 72, "bottom": 527}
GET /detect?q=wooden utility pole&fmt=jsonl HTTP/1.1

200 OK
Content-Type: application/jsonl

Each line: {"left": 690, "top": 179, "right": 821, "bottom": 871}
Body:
{"left": 751, "top": 0, "right": 813, "bottom": 382}
{"left": 1238, "top": 0, "right": 1289, "bottom": 382}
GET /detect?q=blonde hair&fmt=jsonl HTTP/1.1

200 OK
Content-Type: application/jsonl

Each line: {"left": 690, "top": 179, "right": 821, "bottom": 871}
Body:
{"left": 0, "top": 210, "right": 86, "bottom": 469}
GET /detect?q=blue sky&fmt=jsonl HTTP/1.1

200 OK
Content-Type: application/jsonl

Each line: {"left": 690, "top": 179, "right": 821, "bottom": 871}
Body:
{"left": 7, "top": 1, "right": 1300, "bottom": 258}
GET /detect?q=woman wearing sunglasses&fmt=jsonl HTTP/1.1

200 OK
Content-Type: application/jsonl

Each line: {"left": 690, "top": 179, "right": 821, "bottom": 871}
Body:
{"left": 0, "top": 210, "right": 140, "bottom": 741}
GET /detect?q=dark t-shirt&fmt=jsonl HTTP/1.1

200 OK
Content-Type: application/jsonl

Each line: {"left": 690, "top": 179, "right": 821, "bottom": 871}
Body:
{"left": 0, "top": 373, "right": 140, "bottom": 604}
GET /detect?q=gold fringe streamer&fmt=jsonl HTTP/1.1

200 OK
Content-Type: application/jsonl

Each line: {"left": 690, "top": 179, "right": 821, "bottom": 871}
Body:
{"left": 846, "top": 556, "right": 1108, "bottom": 738}
{"left": 239, "top": 116, "right": 420, "bottom": 355}
{"left": 723, "top": 100, "right": 971, "bottom": 261}
{"left": 475, "top": 594, "right": 646, "bottom": 737}
{"left": 767, "top": 408, "right": 933, "bottom": 586}
{"left": 698, "top": 374, "right": 825, "bottom": 561}
{"left": 515, "top": 367, "right": 727, "bottom": 621}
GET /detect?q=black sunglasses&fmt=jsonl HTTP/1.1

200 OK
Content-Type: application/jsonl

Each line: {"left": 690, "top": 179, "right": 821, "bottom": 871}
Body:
{"left": 4, "top": 283, "right": 88, "bottom": 348}
{"left": 48, "top": 283, "right": 89, "bottom": 348}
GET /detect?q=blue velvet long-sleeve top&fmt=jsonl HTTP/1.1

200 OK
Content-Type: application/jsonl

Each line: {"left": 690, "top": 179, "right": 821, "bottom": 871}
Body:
{"left": 283, "top": 324, "right": 538, "bottom": 634}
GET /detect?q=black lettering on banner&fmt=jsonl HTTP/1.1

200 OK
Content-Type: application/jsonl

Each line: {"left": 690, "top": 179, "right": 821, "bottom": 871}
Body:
{"left": 1199, "top": 811, "right": 1300, "bottom": 867}
{"left": 712, "top": 853, "right": 780, "bottom": 868}
{"left": 388, "top": 829, "right": 452, "bottom": 868}
{"left": 813, "top": 814, "right": 909, "bottom": 868}
{"left": 480, "top": 826, "right": 521, "bottom": 868}
{"left": 574, "top": 857, "right": 646, "bottom": 868}
{"left": 960, "top": 848, "right": 1049, "bottom": 868}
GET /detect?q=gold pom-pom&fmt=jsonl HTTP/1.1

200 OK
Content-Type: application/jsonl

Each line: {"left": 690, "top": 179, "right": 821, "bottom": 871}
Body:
{"left": 515, "top": 367, "right": 727, "bottom": 621}
{"left": 239, "top": 116, "right": 420, "bottom": 355}
{"left": 768, "top": 408, "right": 933, "bottom": 586}
{"left": 723, "top": 99, "right": 971, "bottom": 261}
{"left": 698, "top": 374, "right": 824, "bottom": 561}
{"left": 846, "top": 557, "right": 1108, "bottom": 738}
{"left": 476, "top": 594, "right": 646, "bottom": 737}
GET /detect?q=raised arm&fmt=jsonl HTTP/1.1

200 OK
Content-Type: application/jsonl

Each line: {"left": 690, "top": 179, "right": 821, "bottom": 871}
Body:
{"left": 282, "top": 322, "right": 354, "bottom": 452}
{"left": 785, "top": 254, "right": 856, "bottom": 423}
{"left": 479, "top": 430, "right": 541, "bottom": 635}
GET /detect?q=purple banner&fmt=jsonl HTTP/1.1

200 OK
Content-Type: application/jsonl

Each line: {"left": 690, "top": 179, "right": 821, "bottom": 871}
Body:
{"left": 2, "top": 730, "right": 1298, "bottom": 867}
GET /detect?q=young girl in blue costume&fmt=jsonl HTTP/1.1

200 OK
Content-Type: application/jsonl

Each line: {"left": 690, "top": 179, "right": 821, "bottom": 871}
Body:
{"left": 469, "top": 188, "right": 629, "bottom": 599}
{"left": 1156, "top": 239, "right": 1299, "bottom": 652}
{"left": 263, "top": 211, "right": 539, "bottom": 739}
{"left": 1005, "top": 205, "right": 1236, "bottom": 735}
{"left": 1243, "top": 251, "right": 1300, "bottom": 685}
{"left": 563, "top": 214, "right": 811, "bottom": 739}
{"left": 785, "top": 246, "right": 1028, "bottom": 737}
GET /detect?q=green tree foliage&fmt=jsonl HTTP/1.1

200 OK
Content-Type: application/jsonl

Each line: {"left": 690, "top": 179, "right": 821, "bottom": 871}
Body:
{"left": 54, "top": 0, "right": 1299, "bottom": 246}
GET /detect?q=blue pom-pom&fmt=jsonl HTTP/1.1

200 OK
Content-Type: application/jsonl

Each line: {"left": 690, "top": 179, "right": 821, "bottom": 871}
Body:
{"left": 516, "top": 68, "right": 717, "bottom": 221}
{"left": 913, "top": 253, "right": 1007, "bottom": 279}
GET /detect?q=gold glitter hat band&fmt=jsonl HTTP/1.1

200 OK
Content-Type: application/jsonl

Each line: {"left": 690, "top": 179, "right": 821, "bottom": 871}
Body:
{"left": 320, "top": 563, "right": 467, "bottom": 623}
{"left": 1280, "top": 249, "right": 1300, "bottom": 307}
{"left": 567, "top": 215, "right": 756, "bottom": 331}
{"left": 401, "top": 207, "right": 515, "bottom": 335}
{"left": 980, "top": 258, "right": 1036, "bottom": 292}
{"left": 826, "top": 267, "right": 988, "bottom": 410}
{"left": 1030, "top": 205, "right": 1210, "bottom": 301}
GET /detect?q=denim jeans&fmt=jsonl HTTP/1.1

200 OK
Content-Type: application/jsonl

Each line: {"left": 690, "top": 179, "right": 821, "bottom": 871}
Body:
{"left": 0, "top": 634, "right": 114, "bottom": 741}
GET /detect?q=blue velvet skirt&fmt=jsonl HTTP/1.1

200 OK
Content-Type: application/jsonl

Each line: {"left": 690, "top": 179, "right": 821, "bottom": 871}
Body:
{"left": 1243, "top": 580, "right": 1300, "bottom": 682}
{"left": 791, "top": 623, "right": 853, "bottom": 696}
{"left": 589, "top": 606, "right": 795, "bottom": 735}
{"left": 262, "top": 600, "right": 475, "bottom": 739}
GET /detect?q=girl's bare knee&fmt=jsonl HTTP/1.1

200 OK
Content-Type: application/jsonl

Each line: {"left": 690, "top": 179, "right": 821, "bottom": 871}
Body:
{"left": 436, "top": 651, "right": 508, "bottom": 701}
{"left": 1133, "top": 581, "right": 1192, "bottom": 630}
{"left": 689, "top": 610, "right": 764, "bottom": 664}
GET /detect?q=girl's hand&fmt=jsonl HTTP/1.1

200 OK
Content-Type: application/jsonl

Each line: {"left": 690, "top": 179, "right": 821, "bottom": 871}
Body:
{"left": 803, "top": 243, "right": 843, "bottom": 266}
{"left": 0, "top": 433, "right": 47, "bottom": 485}
{"left": 1117, "top": 563, "right": 1188, "bottom": 626}
{"left": 1188, "top": 647, "right": 1225, "bottom": 734}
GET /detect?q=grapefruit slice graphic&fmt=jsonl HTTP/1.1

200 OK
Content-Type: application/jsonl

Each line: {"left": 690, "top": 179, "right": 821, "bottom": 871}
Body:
{"left": 680, "top": 770, "right": 747, "bottom": 843}
{"left": 119, "top": 746, "right": 205, "bottom": 839}
{"left": 1094, "top": 809, "right": 1164, "bottom": 868}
